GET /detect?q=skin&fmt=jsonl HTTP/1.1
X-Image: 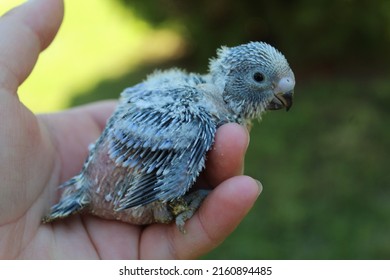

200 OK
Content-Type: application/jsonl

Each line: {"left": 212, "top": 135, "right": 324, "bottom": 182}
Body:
{"left": 0, "top": 0, "right": 261, "bottom": 259}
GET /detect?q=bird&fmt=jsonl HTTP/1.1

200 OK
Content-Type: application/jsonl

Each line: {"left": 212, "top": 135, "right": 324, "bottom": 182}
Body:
{"left": 42, "top": 41, "right": 295, "bottom": 233}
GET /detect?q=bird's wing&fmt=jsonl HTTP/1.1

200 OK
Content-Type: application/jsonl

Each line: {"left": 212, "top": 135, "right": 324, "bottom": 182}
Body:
{"left": 107, "top": 83, "right": 216, "bottom": 209}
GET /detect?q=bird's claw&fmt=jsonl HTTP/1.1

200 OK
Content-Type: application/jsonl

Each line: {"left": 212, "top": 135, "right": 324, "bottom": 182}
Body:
{"left": 169, "top": 189, "right": 210, "bottom": 234}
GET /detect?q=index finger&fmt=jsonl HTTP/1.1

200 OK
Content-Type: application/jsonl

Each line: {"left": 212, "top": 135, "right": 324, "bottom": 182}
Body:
{"left": 204, "top": 123, "right": 250, "bottom": 186}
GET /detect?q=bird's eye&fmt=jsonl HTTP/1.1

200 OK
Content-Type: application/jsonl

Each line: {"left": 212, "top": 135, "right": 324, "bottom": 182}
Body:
{"left": 253, "top": 72, "right": 265, "bottom": 83}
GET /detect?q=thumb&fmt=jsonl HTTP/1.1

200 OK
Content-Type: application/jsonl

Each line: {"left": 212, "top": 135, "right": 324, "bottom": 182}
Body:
{"left": 0, "top": 0, "right": 64, "bottom": 93}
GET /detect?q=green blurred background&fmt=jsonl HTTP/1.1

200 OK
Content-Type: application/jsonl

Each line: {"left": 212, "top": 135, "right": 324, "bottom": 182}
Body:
{"left": 1, "top": 0, "right": 389, "bottom": 259}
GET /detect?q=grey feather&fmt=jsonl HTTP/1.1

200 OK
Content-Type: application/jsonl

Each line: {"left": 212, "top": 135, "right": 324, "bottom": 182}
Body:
{"left": 43, "top": 41, "right": 296, "bottom": 231}
{"left": 108, "top": 83, "right": 217, "bottom": 208}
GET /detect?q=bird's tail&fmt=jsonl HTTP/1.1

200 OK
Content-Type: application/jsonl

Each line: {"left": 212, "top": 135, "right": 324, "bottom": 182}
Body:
{"left": 42, "top": 175, "right": 90, "bottom": 223}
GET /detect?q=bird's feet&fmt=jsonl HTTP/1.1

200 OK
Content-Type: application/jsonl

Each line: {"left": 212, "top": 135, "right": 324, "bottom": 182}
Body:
{"left": 168, "top": 189, "right": 210, "bottom": 234}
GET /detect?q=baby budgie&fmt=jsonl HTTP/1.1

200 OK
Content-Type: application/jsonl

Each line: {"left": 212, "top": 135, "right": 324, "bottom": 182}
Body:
{"left": 43, "top": 42, "right": 295, "bottom": 233}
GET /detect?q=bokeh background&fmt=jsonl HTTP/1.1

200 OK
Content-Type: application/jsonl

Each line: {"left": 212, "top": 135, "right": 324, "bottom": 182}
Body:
{"left": 1, "top": 0, "right": 389, "bottom": 259}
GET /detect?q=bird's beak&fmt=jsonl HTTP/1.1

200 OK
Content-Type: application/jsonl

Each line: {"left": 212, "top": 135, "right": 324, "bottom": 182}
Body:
{"left": 266, "top": 91, "right": 294, "bottom": 112}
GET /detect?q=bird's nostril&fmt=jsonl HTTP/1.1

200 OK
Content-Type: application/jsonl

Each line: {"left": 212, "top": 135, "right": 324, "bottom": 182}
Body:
{"left": 275, "top": 76, "right": 295, "bottom": 94}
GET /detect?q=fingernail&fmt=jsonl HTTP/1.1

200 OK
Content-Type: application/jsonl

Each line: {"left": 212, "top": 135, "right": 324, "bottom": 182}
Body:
{"left": 241, "top": 125, "right": 250, "bottom": 151}
{"left": 254, "top": 179, "right": 263, "bottom": 196}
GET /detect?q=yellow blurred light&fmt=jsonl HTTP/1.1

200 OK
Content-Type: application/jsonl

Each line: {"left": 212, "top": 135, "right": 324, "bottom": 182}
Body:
{"left": 1, "top": 0, "right": 183, "bottom": 113}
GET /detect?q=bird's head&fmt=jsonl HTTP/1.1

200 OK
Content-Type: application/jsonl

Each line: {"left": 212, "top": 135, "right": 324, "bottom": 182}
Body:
{"left": 209, "top": 42, "right": 295, "bottom": 120}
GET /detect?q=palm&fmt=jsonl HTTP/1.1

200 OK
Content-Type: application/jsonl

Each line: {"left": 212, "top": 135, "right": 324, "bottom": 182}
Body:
{"left": 1, "top": 99, "right": 254, "bottom": 259}
{"left": 0, "top": 0, "right": 260, "bottom": 259}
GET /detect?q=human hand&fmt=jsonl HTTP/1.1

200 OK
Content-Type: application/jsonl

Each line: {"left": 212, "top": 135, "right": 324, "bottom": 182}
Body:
{"left": 0, "top": 0, "right": 261, "bottom": 259}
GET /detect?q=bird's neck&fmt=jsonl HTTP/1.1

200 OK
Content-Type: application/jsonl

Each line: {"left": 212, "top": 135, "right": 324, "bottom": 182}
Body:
{"left": 203, "top": 73, "right": 256, "bottom": 126}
